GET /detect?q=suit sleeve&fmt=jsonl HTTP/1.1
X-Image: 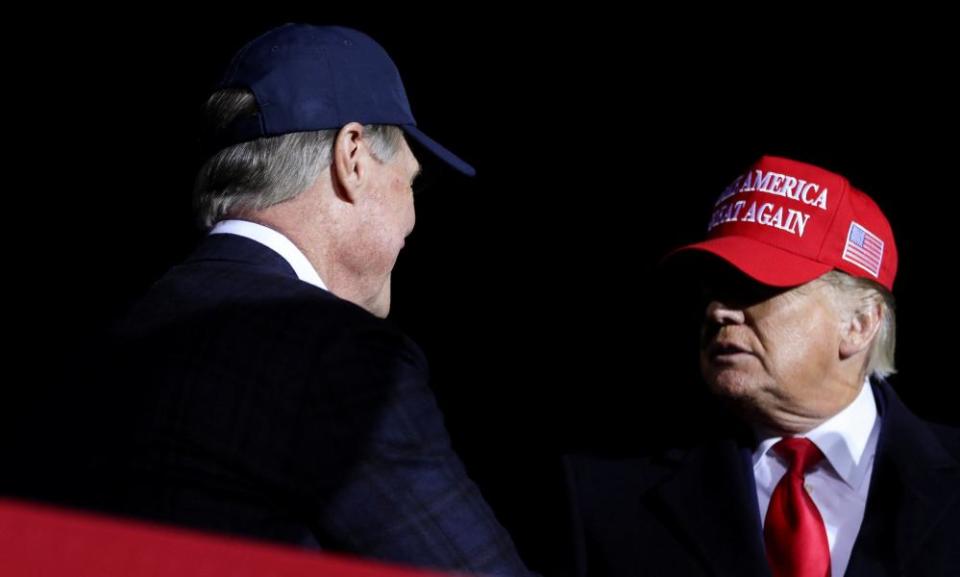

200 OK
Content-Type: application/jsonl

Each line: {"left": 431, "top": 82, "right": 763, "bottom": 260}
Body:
{"left": 300, "top": 324, "right": 533, "bottom": 576}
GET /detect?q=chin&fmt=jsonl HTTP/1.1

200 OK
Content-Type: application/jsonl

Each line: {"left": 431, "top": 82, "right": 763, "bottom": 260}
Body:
{"left": 704, "top": 367, "right": 761, "bottom": 401}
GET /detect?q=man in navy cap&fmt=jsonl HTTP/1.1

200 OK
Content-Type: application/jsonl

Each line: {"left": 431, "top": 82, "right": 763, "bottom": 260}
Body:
{"left": 74, "top": 24, "right": 532, "bottom": 575}
{"left": 565, "top": 156, "right": 959, "bottom": 576}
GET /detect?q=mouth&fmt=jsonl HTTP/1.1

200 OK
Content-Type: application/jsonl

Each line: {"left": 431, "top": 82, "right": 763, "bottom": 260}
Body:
{"left": 706, "top": 342, "right": 753, "bottom": 361}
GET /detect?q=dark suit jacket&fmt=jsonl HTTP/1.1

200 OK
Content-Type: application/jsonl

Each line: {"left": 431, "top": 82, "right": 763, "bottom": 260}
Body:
{"left": 565, "top": 380, "right": 960, "bottom": 576}
{"left": 70, "top": 233, "right": 530, "bottom": 575}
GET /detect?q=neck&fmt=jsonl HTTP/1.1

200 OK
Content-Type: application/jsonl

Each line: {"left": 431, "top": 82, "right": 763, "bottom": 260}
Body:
{"left": 241, "top": 190, "right": 386, "bottom": 317}
{"left": 751, "top": 373, "right": 868, "bottom": 437}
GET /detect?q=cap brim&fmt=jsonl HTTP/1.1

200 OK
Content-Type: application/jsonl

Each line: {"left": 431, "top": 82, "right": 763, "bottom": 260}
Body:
{"left": 665, "top": 236, "right": 833, "bottom": 287}
{"left": 401, "top": 125, "right": 476, "bottom": 177}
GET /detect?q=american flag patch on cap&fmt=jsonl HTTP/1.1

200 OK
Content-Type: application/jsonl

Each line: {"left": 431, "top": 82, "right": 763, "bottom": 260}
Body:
{"left": 842, "top": 222, "right": 884, "bottom": 278}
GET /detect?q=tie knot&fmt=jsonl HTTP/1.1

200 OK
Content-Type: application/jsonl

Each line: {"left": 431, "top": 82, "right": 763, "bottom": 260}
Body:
{"left": 773, "top": 437, "right": 824, "bottom": 475}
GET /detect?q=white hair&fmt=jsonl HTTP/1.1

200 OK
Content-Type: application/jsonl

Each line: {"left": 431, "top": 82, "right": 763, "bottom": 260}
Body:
{"left": 819, "top": 270, "right": 896, "bottom": 379}
{"left": 194, "top": 88, "right": 404, "bottom": 228}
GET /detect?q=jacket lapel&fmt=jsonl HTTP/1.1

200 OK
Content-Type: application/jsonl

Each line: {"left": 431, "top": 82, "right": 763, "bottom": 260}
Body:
{"left": 846, "top": 380, "right": 960, "bottom": 576}
{"left": 654, "top": 439, "right": 772, "bottom": 577}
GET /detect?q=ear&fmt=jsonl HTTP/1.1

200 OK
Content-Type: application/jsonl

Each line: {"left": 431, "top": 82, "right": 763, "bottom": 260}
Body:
{"left": 839, "top": 297, "right": 883, "bottom": 360}
{"left": 331, "top": 122, "right": 369, "bottom": 203}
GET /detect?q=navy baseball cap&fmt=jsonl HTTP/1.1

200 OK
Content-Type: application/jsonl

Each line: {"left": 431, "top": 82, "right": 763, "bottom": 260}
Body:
{"left": 213, "top": 23, "right": 475, "bottom": 176}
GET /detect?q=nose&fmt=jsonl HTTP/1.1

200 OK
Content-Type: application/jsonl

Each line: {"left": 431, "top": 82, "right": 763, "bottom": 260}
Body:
{"left": 705, "top": 300, "right": 745, "bottom": 326}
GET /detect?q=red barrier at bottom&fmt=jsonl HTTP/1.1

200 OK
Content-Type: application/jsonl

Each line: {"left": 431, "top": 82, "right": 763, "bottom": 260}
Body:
{"left": 0, "top": 499, "right": 461, "bottom": 577}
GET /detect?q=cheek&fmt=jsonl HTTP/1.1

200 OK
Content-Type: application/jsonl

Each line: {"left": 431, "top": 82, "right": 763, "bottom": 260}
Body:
{"left": 389, "top": 180, "right": 413, "bottom": 220}
{"left": 400, "top": 195, "right": 416, "bottom": 233}
{"left": 399, "top": 189, "right": 413, "bottom": 219}
{"left": 759, "top": 313, "right": 837, "bottom": 382}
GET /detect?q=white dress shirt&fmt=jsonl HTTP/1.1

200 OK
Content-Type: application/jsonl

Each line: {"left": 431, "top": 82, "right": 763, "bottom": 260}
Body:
{"left": 209, "top": 219, "right": 328, "bottom": 291}
{"left": 753, "top": 379, "right": 881, "bottom": 577}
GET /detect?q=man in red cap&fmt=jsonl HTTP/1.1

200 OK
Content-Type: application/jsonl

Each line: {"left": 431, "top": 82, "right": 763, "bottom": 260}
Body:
{"left": 565, "top": 156, "right": 959, "bottom": 576}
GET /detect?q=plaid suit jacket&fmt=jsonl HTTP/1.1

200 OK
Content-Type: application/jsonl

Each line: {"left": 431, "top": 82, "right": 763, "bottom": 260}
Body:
{"left": 76, "top": 233, "right": 530, "bottom": 576}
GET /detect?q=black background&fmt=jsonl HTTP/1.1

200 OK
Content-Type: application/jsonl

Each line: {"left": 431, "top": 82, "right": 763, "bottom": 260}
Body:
{"left": 7, "top": 11, "right": 958, "bottom": 574}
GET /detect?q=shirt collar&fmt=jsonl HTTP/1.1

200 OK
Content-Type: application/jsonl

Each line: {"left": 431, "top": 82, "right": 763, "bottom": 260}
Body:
{"left": 210, "top": 219, "right": 328, "bottom": 291}
{"left": 753, "top": 378, "right": 878, "bottom": 490}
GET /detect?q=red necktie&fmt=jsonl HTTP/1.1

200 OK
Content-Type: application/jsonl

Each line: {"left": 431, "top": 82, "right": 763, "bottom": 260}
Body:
{"left": 764, "top": 438, "right": 831, "bottom": 577}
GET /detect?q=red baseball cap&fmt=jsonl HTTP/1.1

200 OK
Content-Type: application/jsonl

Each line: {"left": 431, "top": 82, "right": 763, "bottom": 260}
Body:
{"left": 668, "top": 156, "right": 897, "bottom": 290}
